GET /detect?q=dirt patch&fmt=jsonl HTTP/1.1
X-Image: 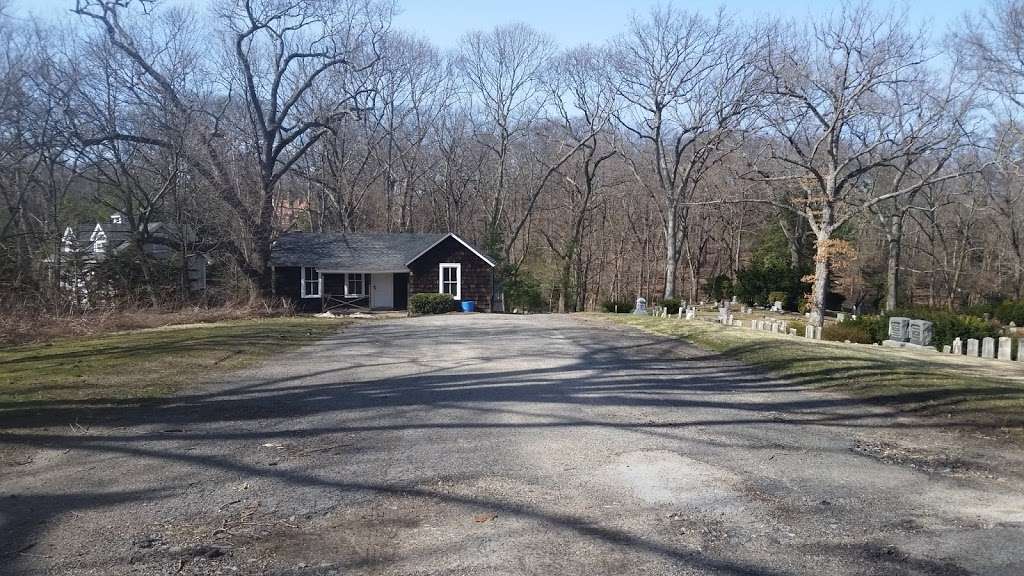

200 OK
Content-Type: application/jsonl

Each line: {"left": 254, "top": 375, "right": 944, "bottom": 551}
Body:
{"left": 852, "top": 439, "right": 998, "bottom": 479}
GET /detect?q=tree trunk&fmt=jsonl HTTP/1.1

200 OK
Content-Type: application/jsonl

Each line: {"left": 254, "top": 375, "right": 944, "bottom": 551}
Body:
{"left": 664, "top": 212, "right": 678, "bottom": 299}
{"left": 809, "top": 233, "right": 830, "bottom": 328}
{"left": 884, "top": 214, "right": 903, "bottom": 312}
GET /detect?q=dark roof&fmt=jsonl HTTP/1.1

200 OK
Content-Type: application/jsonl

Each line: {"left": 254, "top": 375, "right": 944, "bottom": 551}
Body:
{"left": 271, "top": 232, "right": 448, "bottom": 272}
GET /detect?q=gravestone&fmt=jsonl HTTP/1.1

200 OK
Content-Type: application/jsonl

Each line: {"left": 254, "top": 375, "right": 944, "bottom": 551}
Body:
{"left": 837, "top": 313, "right": 847, "bottom": 323}
{"left": 982, "top": 337, "right": 996, "bottom": 359}
{"left": 908, "top": 320, "right": 934, "bottom": 347}
{"left": 685, "top": 307, "right": 696, "bottom": 320}
{"left": 952, "top": 337, "right": 963, "bottom": 355}
{"left": 966, "top": 338, "right": 980, "bottom": 357}
{"left": 1019, "top": 339, "right": 1024, "bottom": 362}
{"left": 942, "top": 345, "right": 951, "bottom": 354}
{"left": 805, "top": 325, "right": 814, "bottom": 339}
{"left": 815, "top": 326, "right": 823, "bottom": 340}
{"left": 999, "top": 337, "right": 1013, "bottom": 361}
{"left": 677, "top": 308, "right": 683, "bottom": 319}
{"left": 771, "top": 301, "right": 783, "bottom": 312}
{"left": 633, "top": 297, "right": 647, "bottom": 315}
{"left": 789, "top": 328, "right": 797, "bottom": 336}
{"left": 888, "top": 317, "right": 910, "bottom": 342}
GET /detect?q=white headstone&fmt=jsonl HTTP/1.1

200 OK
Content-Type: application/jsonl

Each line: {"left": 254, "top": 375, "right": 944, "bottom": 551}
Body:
{"left": 999, "top": 337, "right": 1013, "bottom": 361}
{"left": 982, "top": 337, "right": 996, "bottom": 359}
{"left": 952, "top": 337, "right": 962, "bottom": 355}
{"left": 966, "top": 338, "right": 980, "bottom": 357}
{"left": 814, "top": 326, "right": 823, "bottom": 340}
{"left": 789, "top": 328, "right": 797, "bottom": 336}
{"left": 942, "top": 345, "right": 951, "bottom": 354}
{"left": 805, "top": 325, "right": 814, "bottom": 339}
{"left": 633, "top": 297, "right": 647, "bottom": 315}
{"left": 677, "top": 308, "right": 683, "bottom": 319}
{"left": 837, "top": 313, "right": 846, "bottom": 323}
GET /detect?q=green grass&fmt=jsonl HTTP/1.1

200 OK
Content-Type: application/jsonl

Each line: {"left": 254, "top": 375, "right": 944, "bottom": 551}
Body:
{"left": 593, "top": 314, "right": 1024, "bottom": 435}
{"left": 0, "top": 317, "right": 341, "bottom": 406}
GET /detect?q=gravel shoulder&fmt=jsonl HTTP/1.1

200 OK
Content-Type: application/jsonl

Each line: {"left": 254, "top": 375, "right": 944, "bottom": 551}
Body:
{"left": 1, "top": 314, "right": 1023, "bottom": 575}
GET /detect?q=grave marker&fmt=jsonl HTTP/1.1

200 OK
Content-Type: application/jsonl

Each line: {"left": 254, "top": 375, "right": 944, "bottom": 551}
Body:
{"left": 982, "top": 337, "right": 996, "bottom": 359}
{"left": 999, "top": 337, "right": 1013, "bottom": 361}
{"left": 967, "top": 338, "right": 980, "bottom": 356}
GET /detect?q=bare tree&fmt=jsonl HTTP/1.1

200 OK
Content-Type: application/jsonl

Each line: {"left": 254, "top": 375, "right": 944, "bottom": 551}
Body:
{"left": 611, "top": 5, "right": 758, "bottom": 300}
{"left": 456, "top": 22, "right": 554, "bottom": 264}
{"left": 751, "top": 3, "right": 975, "bottom": 326}
{"left": 73, "top": 0, "right": 391, "bottom": 293}
{"left": 542, "top": 46, "right": 617, "bottom": 312}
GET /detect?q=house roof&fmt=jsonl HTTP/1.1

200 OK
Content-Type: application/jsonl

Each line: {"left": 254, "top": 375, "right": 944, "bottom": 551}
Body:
{"left": 272, "top": 232, "right": 446, "bottom": 272}
{"left": 271, "top": 232, "right": 495, "bottom": 272}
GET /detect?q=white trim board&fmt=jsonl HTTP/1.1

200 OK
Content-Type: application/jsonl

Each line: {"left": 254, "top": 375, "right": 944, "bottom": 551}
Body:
{"left": 406, "top": 233, "right": 496, "bottom": 268}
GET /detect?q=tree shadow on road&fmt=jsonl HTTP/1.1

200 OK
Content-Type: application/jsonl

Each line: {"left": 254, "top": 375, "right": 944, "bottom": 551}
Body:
{"left": 1, "top": 317, "right": 1017, "bottom": 575}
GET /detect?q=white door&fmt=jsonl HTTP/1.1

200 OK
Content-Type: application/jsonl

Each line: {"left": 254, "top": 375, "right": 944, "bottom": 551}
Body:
{"left": 371, "top": 273, "right": 394, "bottom": 309}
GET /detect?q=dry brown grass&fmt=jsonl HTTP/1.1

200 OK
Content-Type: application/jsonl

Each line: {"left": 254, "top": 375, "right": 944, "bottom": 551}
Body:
{"left": 0, "top": 300, "right": 297, "bottom": 346}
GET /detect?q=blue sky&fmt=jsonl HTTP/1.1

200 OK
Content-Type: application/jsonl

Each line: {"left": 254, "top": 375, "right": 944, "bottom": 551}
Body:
{"left": 8, "top": 0, "right": 988, "bottom": 48}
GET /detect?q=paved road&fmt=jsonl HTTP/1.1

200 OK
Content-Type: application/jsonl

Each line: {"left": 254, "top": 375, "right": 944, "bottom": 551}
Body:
{"left": 2, "top": 314, "right": 1023, "bottom": 575}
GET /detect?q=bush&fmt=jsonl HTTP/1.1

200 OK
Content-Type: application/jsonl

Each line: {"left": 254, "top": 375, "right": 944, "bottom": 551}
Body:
{"left": 410, "top": 293, "right": 457, "bottom": 315}
{"left": 657, "top": 298, "right": 681, "bottom": 315}
{"left": 839, "top": 315, "right": 889, "bottom": 343}
{"left": 993, "top": 300, "right": 1024, "bottom": 325}
{"left": 601, "top": 299, "right": 634, "bottom": 313}
{"left": 504, "top": 273, "right": 544, "bottom": 312}
{"left": 822, "top": 322, "right": 874, "bottom": 344}
{"left": 705, "top": 274, "right": 733, "bottom": 302}
{"left": 789, "top": 319, "right": 806, "bottom": 336}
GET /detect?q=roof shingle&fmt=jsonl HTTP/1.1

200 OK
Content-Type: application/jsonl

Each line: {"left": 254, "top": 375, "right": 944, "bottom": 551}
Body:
{"left": 271, "top": 232, "right": 447, "bottom": 272}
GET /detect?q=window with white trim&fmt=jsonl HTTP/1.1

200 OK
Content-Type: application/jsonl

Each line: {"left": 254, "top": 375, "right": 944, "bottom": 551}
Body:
{"left": 346, "top": 273, "right": 365, "bottom": 296}
{"left": 439, "top": 263, "right": 460, "bottom": 300}
{"left": 91, "top": 224, "right": 107, "bottom": 254}
{"left": 301, "top": 267, "right": 320, "bottom": 298}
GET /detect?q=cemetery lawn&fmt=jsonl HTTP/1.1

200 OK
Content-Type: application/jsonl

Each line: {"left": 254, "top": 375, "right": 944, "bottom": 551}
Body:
{"left": 596, "top": 314, "right": 1024, "bottom": 439}
{"left": 0, "top": 317, "right": 341, "bottom": 408}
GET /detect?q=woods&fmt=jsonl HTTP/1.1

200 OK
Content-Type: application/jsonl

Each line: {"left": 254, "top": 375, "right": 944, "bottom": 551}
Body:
{"left": 2, "top": 0, "right": 1024, "bottom": 327}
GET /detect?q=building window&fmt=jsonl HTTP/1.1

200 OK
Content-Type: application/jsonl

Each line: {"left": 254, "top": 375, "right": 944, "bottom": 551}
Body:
{"left": 346, "top": 273, "right": 365, "bottom": 296}
{"left": 439, "top": 263, "right": 460, "bottom": 300}
{"left": 301, "top": 267, "right": 320, "bottom": 298}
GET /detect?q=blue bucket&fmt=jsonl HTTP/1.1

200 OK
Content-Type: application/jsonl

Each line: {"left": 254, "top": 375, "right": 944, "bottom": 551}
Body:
{"left": 460, "top": 300, "right": 476, "bottom": 312}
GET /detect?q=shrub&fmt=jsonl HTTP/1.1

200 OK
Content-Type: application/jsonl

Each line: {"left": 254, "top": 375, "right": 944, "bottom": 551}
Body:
{"left": 841, "top": 315, "right": 889, "bottom": 343}
{"left": 789, "top": 319, "right": 806, "bottom": 336}
{"left": 504, "top": 273, "right": 544, "bottom": 312}
{"left": 410, "top": 293, "right": 456, "bottom": 315}
{"left": 601, "top": 299, "right": 634, "bottom": 313}
{"left": 705, "top": 274, "right": 733, "bottom": 301}
{"left": 822, "top": 322, "right": 874, "bottom": 344}
{"left": 993, "top": 300, "right": 1024, "bottom": 325}
{"left": 657, "top": 298, "right": 681, "bottom": 315}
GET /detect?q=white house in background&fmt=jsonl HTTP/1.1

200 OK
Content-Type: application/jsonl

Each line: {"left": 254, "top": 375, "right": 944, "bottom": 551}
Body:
{"left": 56, "top": 213, "right": 208, "bottom": 293}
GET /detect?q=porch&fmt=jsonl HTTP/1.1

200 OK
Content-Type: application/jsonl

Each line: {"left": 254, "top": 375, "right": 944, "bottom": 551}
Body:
{"left": 319, "top": 271, "right": 409, "bottom": 312}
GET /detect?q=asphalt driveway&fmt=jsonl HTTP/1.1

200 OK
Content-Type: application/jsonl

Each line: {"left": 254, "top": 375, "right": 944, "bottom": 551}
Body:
{"left": 2, "top": 314, "right": 1023, "bottom": 575}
